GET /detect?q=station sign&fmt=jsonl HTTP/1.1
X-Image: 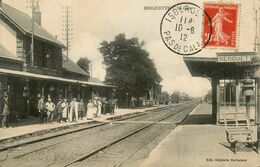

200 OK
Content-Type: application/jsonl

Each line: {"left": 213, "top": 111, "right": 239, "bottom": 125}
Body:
{"left": 217, "top": 55, "right": 253, "bottom": 63}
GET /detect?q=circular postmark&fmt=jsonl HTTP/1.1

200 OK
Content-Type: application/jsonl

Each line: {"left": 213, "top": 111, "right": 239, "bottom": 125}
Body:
{"left": 160, "top": 2, "right": 212, "bottom": 55}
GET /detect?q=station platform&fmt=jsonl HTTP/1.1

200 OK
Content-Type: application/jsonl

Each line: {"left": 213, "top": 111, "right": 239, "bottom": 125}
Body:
{"left": 0, "top": 106, "right": 164, "bottom": 141}
{"left": 140, "top": 103, "right": 260, "bottom": 167}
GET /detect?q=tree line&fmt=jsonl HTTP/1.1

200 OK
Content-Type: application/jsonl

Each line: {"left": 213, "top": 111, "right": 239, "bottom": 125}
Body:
{"left": 170, "top": 91, "right": 193, "bottom": 103}
{"left": 77, "top": 33, "right": 162, "bottom": 107}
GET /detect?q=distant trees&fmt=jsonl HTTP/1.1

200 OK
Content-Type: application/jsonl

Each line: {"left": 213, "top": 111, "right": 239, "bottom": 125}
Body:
{"left": 77, "top": 57, "right": 90, "bottom": 75}
{"left": 170, "top": 91, "right": 192, "bottom": 103}
{"left": 99, "top": 34, "right": 162, "bottom": 107}
{"left": 204, "top": 89, "right": 212, "bottom": 102}
{"left": 157, "top": 91, "right": 170, "bottom": 104}
{"left": 171, "top": 91, "right": 180, "bottom": 103}
{"left": 181, "top": 92, "right": 191, "bottom": 101}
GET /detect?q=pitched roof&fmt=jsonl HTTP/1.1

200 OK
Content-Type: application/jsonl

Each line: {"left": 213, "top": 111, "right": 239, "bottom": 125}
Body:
{"left": 0, "top": 3, "right": 65, "bottom": 47}
{"left": 62, "top": 57, "right": 89, "bottom": 76}
{"left": 0, "top": 43, "right": 20, "bottom": 61}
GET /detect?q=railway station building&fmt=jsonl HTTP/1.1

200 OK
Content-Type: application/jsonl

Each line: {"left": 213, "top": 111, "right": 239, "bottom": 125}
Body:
{"left": 0, "top": 2, "right": 114, "bottom": 121}
{"left": 182, "top": 0, "right": 260, "bottom": 125}
{"left": 184, "top": 52, "right": 258, "bottom": 124}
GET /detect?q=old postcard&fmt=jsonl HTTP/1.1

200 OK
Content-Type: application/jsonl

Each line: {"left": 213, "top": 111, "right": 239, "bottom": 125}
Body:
{"left": 0, "top": 0, "right": 259, "bottom": 167}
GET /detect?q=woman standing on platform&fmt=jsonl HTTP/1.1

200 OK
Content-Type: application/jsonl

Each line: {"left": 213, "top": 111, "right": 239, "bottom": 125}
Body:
{"left": 56, "top": 98, "right": 63, "bottom": 123}
{"left": 2, "top": 93, "right": 9, "bottom": 128}
{"left": 61, "top": 98, "right": 68, "bottom": 122}
{"left": 97, "top": 98, "right": 102, "bottom": 117}
{"left": 78, "top": 99, "right": 85, "bottom": 120}
{"left": 87, "top": 99, "right": 94, "bottom": 119}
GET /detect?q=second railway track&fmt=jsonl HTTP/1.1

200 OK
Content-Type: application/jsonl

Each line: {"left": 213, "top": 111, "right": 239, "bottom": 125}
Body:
{"left": 64, "top": 102, "right": 198, "bottom": 167}
{"left": 0, "top": 101, "right": 198, "bottom": 167}
{"left": 0, "top": 104, "right": 174, "bottom": 152}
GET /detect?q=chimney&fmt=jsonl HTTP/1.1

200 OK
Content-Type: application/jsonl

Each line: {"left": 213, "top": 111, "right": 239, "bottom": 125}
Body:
{"left": 33, "top": 1, "right": 41, "bottom": 25}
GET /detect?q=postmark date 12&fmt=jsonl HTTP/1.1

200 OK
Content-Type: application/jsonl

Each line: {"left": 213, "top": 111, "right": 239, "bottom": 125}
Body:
{"left": 160, "top": 2, "right": 210, "bottom": 55}
{"left": 175, "top": 16, "right": 195, "bottom": 41}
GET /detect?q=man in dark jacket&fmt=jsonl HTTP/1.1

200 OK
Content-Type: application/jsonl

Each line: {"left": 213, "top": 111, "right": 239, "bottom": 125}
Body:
{"left": 38, "top": 96, "right": 45, "bottom": 124}
{"left": 78, "top": 98, "right": 85, "bottom": 120}
{"left": 56, "top": 98, "right": 63, "bottom": 123}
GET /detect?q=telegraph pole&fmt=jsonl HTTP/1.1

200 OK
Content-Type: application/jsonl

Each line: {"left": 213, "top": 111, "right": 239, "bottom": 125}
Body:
{"left": 31, "top": 0, "right": 34, "bottom": 66}
{"left": 62, "top": 6, "right": 73, "bottom": 61}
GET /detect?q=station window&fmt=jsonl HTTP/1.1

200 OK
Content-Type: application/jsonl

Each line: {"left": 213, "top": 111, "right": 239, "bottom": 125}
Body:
{"left": 219, "top": 79, "right": 255, "bottom": 123}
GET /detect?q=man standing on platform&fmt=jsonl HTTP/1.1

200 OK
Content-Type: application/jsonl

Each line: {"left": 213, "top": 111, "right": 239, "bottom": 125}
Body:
{"left": 38, "top": 96, "right": 45, "bottom": 124}
{"left": 56, "top": 98, "right": 63, "bottom": 123}
{"left": 78, "top": 98, "right": 85, "bottom": 120}
{"left": 69, "top": 98, "right": 78, "bottom": 122}
{"left": 45, "top": 98, "right": 55, "bottom": 123}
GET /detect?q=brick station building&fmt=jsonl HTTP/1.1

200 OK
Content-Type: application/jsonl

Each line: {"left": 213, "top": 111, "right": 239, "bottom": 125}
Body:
{"left": 0, "top": 2, "right": 113, "bottom": 121}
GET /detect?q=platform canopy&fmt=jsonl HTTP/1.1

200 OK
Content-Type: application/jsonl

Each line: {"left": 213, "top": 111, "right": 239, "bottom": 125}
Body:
{"left": 0, "top": 68, "right": 114, "bottom": 88}
{"left": 183, "top": 52, "right": 257, "bottom": 79}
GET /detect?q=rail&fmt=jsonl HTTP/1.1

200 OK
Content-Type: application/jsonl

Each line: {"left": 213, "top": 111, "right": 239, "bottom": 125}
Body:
{"left": 63, "top": 102, "right": 198, "bottom": 166}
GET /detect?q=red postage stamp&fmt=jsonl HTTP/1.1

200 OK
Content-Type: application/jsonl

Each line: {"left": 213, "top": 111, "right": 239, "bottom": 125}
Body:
{"left": 203, "top": 3, "right": 239, "bottom": 49}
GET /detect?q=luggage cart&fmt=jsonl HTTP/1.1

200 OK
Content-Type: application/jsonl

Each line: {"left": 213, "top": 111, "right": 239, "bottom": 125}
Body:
{"left": 224, "top": 112, "right": 254, "bottom": 153}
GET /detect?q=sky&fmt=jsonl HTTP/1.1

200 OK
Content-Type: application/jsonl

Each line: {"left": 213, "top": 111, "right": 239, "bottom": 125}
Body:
{"left": 3, "top": 0, "right": 257, "bottom": 97}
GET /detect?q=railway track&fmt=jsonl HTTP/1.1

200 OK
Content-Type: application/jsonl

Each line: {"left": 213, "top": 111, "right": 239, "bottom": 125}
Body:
{"left": 64, "top": 102, "right": 198, "bottom": 167}
{"left": 0, "top": 105, "right": 174, "bottom": 152}
{"left": 0, "top": 101, "right": 198, "bottom": 167}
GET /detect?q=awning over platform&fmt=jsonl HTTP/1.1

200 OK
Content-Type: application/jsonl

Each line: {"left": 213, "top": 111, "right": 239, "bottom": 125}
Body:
{"left": 0, "top": 68, "right": 114, "bottom": 88}
{"left": 183, "top": 52, "right": 256, "bottom": 79}
{"left": 82, "top": 82, "right": 115, "bottom": 88}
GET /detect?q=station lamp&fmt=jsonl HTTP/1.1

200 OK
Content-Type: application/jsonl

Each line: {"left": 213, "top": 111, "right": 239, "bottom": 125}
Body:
{"left": 241, "top": 78, "right": 254, "bottom": 96}
{"left": 241, "top": 78, "right": 254, "bottom": 122}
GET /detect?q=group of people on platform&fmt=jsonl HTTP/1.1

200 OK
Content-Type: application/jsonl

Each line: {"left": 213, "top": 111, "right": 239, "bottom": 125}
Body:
{"left": 37, "top": 96, "right": 116, "bottom": 124}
